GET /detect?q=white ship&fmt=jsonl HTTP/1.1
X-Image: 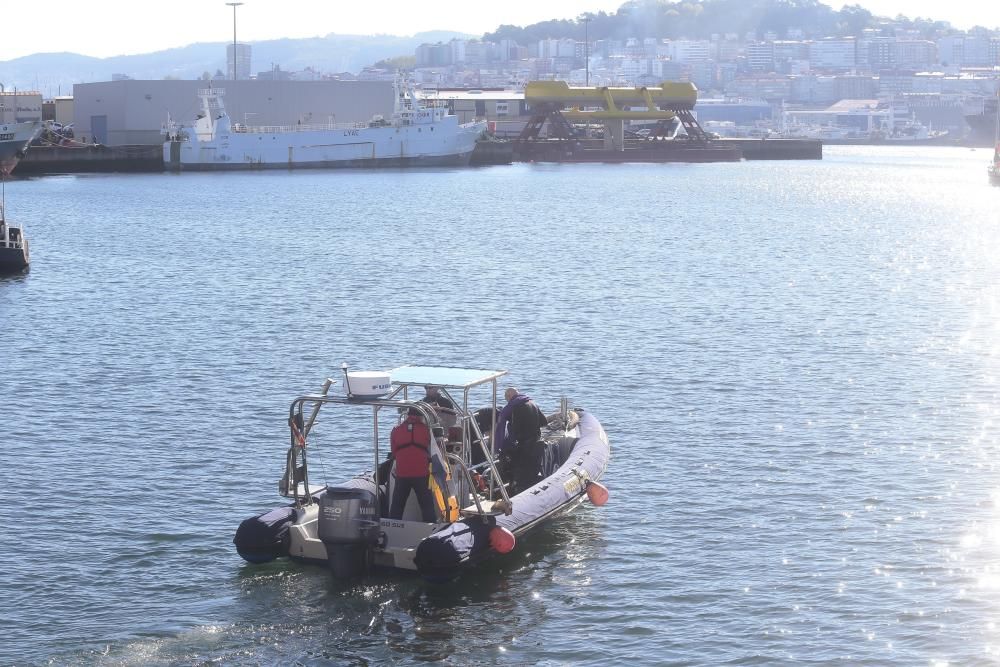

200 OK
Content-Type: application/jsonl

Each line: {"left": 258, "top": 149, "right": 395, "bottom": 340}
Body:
{"left": 164, "top": 84, "right": 486, "bottom": 171}
{"left": 0, "top": 120, "right": 43, "bottom": 177}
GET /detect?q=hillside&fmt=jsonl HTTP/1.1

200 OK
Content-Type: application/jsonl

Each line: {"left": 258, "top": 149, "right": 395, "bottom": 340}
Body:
{"left": 0, "top": 31, "right": 470, "bottom": 95}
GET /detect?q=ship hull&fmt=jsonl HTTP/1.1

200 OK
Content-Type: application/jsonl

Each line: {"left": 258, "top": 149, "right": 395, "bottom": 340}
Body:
{"left": 165, "top": 149, "right": 477, "bottom": 171}
{"left": 166, "top": 119, "right": 485, "bottom": 171}
{"left": 965, "top": 112, "right": 998, "bottom": 147}
{"left": 0, "top": 236, "right": 29, "bottom": 274}
{"left": 0, "top": 121, "right": 43, "bottom": 176}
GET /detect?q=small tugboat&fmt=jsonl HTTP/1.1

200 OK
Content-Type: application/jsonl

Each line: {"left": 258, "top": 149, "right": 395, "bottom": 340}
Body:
{"left": 234, "top": 365, "right": 610, "bottom": 582}
{"left": 0, "top": 181, "right": 29, "bottom": 274}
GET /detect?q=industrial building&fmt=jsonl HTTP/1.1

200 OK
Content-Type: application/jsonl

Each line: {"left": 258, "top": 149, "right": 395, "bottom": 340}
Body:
{"left": 419, "top": 89, "right": 527, "bottom": 122}
{"left": 71, "top": 79, "right": 395, "bottom": 146}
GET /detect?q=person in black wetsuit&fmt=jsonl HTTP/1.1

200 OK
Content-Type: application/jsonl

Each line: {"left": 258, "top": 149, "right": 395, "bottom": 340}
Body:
{"left": 496, "top": 387, "right": 549, "bottom": 493}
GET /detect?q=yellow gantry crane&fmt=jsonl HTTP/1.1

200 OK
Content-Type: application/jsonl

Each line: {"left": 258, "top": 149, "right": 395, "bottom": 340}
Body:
{"left": 517, "top": 81, "right": 709, "bottom": 150}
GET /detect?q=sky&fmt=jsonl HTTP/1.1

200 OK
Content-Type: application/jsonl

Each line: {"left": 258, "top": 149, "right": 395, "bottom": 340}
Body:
{"left": 0, "top": 0, "right": 996, "bottom": 62}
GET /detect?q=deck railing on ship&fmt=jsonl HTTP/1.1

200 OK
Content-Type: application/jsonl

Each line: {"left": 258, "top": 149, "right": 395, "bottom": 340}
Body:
{"left": 231, "top": 121, "right": 378, "bottom": 134}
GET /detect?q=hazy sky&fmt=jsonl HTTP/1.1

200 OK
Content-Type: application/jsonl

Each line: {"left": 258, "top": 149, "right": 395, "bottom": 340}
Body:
{"left": 0, "top": 0, "right": 995, "bottom": 61}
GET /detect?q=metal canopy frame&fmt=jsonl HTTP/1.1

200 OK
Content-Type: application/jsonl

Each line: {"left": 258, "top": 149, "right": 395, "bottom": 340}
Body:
{"left": 281, "top": 365, "right": 514, "bottom": 520}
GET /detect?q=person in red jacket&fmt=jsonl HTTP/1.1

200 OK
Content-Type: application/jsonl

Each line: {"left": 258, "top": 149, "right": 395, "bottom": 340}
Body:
{"left": 388, "top": 408, "right": 437, "bottom": 522}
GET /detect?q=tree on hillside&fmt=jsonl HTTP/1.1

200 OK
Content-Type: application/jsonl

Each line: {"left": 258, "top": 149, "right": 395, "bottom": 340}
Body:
{"left": 374, "top": 55, "right": 416, "bottom": 71}
{"left": 481, "top": 0, "right": 958, "bottom": 45}
{"left": 837, "top": 4, "right": 872, "bottom": 36}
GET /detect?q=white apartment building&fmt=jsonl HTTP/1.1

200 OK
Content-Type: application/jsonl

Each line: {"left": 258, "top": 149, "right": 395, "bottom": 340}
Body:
{"left": 809, "top": 39, "right": 857, "bottom": 71}
{"left": 715, "top": 39, "right": 741, "bottom": 62}
{"left": 667, "top": 40, "right": 711, "bottom": 64}
{"left": 937, "top": 36, "right": 964, "bottom": 66}
{"left": 621, "top": 57, "right": 653, "bottom": 82}
{"left": 465, "top": 41, "right": 491, "bottom": 65}
{"left": 962, "top": 35, "right": 992, "bottom": 66}
{"left": 896, "top": 40, "right": 937, "bottom": 69}
{"left": 773, "top": 41, "right": 809, "bottom": 62}
{"left": 746, "top": 42, "right": 775, "bottom": 71}
{"left": 651, "top": 59, "right": 684, "bottom": 81}
{"left": 450, "top": 40, "right": 467, "bottom": 64}
{"left": 935, "top": 36, "right": 1000, "bottom": 67}
{"left": 226, "top": 43, "right": 252, "bottom": 80}
{"left": 538, "top": 39, "right": 576, "bottom": 59}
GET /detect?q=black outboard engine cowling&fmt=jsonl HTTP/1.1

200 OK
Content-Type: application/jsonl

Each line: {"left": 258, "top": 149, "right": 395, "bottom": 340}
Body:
{"left": 234, "top": 506, "right": 296, "bottom": 564}
{"left": 318, "top": 486, "right": 379, "bottom": 578}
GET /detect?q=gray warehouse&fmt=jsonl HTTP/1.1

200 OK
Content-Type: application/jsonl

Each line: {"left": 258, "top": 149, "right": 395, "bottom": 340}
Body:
{"left": 73, "top": 79, "right": 395, "bottom": 146}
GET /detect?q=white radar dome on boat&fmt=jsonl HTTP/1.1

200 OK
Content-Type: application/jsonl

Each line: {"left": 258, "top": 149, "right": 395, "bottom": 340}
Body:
{"left": 343, "top": 371, "right": 391, "bottom": 398}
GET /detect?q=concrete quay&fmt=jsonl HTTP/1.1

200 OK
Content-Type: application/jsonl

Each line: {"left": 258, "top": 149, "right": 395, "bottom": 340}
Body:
{"left": 15, "top": 137, "right": 821, "bottom": 174}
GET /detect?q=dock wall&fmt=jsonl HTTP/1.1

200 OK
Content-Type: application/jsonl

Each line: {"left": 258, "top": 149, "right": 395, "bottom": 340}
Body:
{"left": 18, "top": 145, "right": 163, "bottom": 175}
{"left": 717, "top": 138, "right": 822, "bottom": 160}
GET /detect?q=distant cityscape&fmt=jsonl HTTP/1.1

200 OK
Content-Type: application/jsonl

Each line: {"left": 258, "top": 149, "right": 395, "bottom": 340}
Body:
{"left": 218, "top": 7, "right": 1000, "bottom": 142}
{"left": 246, "top": 17, "right": 1000, "bottom": 142}
{"left": 2, "top": 1, "right": 1000, "bottom": 148}
{"left": 397, "top": 29, "right": 1000, "bottom": 101}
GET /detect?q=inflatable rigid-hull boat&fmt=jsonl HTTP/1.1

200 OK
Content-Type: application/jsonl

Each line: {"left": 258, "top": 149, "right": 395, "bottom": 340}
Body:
{"left": 233, "top": 365, "right": 610, "bottom": 582}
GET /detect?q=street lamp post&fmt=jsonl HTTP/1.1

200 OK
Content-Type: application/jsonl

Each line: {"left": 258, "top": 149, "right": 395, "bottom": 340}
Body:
{"left": 226, "top": 2, "right": 244, "bottom": 80}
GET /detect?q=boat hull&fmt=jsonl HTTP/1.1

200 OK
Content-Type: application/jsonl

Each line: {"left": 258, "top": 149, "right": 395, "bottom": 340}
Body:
{"left": 166, "top": 150, "right": 478, "bottom": 171}
{"left": 414, "top": 410, "right": 610, "bottom": 581}
{"left": 0, "top": 121, "right": 43, "bottom": 176}
{"left": 166, "top": 119, "right": 486, "bottom": 171}
{"left": 235, "top": 409, "right": 611, "bottom": 581}
{"left": 966, "top": 109, "right": 998, "bottom": 147}
{"left": 0, "top": 242, "right": 29, "bottom": 273}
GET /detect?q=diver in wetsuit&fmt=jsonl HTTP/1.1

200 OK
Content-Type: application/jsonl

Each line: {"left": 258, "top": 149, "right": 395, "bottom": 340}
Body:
{"left": 496, "top": 387, "right": 549, "bottom": 493}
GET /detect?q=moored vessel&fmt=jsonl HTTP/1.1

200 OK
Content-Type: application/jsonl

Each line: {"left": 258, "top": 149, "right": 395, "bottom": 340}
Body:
{"left": 164, "top": 83, "right": 486, "bottom": 171}
{"left": 0, "top": 120, "right": 43, "bottom": 177}
{"left": 234, "top": 365, "right": 610, "bottom": 582}
{"left": 0, "top": 195, "right": 29, "bottom": 273}
{"left": 965, "top": 94, "right": 998, "bottom": 147}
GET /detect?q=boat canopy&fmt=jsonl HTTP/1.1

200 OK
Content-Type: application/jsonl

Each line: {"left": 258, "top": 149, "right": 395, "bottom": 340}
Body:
{"left": 283, "top": 364, "right": 516, "bottom": 515}
{"left": 388, "top": 365, "right": 507, "bottom": 390}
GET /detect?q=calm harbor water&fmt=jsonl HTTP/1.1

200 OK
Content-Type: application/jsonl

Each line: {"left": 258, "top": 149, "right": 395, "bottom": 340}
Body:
{"left": 2, "top": 146, "right": 1000, "bottom": 665}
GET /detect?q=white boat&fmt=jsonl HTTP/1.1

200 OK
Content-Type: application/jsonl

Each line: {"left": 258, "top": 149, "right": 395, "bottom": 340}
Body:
{"left": 0, "top": 120, "right": 43, "bottom": 177}
{"left": 233, "top": 365, "right": 611, "bottom": 582}
{"left": 164, "top": 84, "right": 487, "bottom": 171}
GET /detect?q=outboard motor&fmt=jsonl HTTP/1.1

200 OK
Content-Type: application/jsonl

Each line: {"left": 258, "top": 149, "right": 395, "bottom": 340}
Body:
{"left": 318, "top": 486, "right": 379, "bottom": 578}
